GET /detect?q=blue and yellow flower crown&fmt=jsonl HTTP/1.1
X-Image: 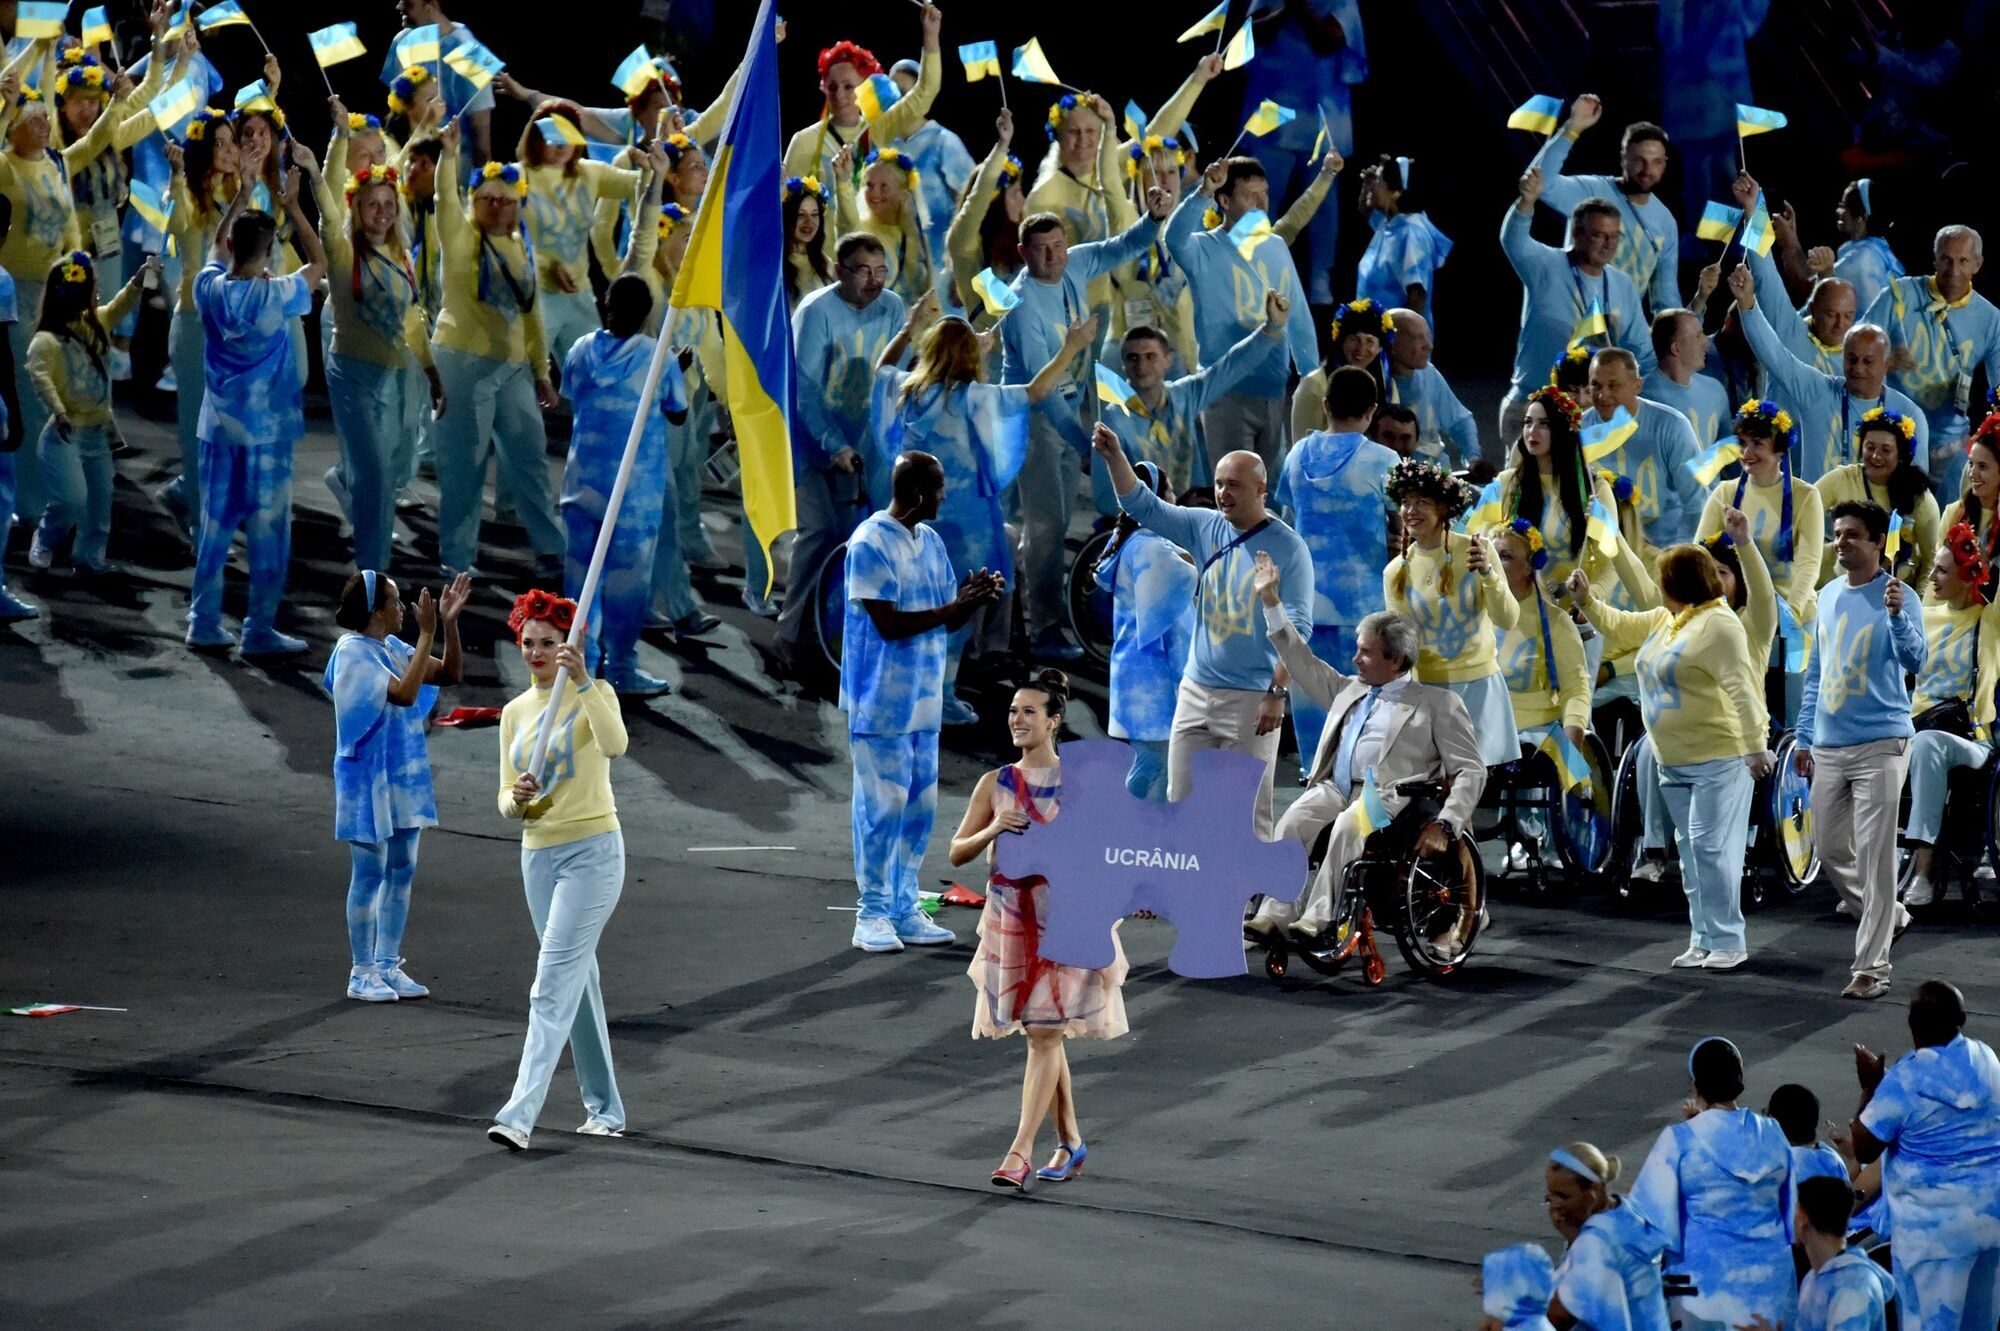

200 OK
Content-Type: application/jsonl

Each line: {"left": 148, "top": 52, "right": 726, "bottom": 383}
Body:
{"left": 657, "top": 201, "right": 689, "bottom": 238}
{"left": 387, "top": 66, "right": 432, "bottom": 116}
{"left": 1124, "top": 134, "right": 1187, "bottom": 178}
{"left": 864, "top": 147, "right": 919, "bottom": 191}
{"left": 659, "top": 132, "right": 696, "bottom": 164}
{"left": 1549, "top": 343, "right": 1592, "bottom": 386}
{"left": 1505, "top": 516, "right": 1550, "bottom": 571}
{"left": 233, "top": 103, "right": 286, "bottom": 132}
{"left": 55, "top": 250, "right": 94, "bottom": 287}
{"left": 348, "top": 112, "right": 384, "bottom": 134}
{"left": 1858, "top": 405, "right": 1917, "bottom": 444}
{"left": 1045, "top": 93, "right": 1100, "bottom": 141}
{"left": 1735, "top": 398, "right": 1798, "bottom": 452}
{"left": 1330, "top": 297, "right": 1397, "bottom": 347}
{"left": 1596, "top": 467, "right": 1636, "bottom": 505}
{"left": 184, "top": 107, "right": 229, "bottom": 142}
{"left": 474, "top": 160, "right": 528, "bottom": 197}
{"left": 345, "top": 163, "right": 399, "bottom": 203}
{"left": 56, "top": 63, "right": 110, "bottom": 98}
{"left": 996, "top": 154, "right": 1024, "bottom": 193}
{"left": 57, "top": 45, "right": 97, "bottom": 70}
{"left": 15, "top": 86, "right": 44, "bottom": 109}
{"left": 783, "top": 174, "right": 830, "bottom": 203}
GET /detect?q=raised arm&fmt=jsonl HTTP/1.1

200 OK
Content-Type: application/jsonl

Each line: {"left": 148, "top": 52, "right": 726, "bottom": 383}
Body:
{"left": 1501, "top": 168, "right": 1555, "bottom": 281}
{"left": 1256, "top": 554, "right": 1350, "bottom": 707}
{"left": 283, "top": 152, "right": 329, "bottom": 288}
{"left": 1525, "top": 94, "right": 1596, "bottom": 216}
{"left": 946, "top": 112, "right": 1013, "bottom": 311}
{"left": 1140, "top": 53, "right": 1222, "bottom": 147}
{"left": 1070, "top": 194, "right": 1166, "bottom": 284}
{"left": 1272, "top": 150, "right": 1341, "bottom": 245}
{"left": 863, "top": 4, "right": 941, "bottom": 146}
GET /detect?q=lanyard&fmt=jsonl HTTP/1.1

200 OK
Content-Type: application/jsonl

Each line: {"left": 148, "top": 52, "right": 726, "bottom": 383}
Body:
{"left": 1196, "top": 518, "right": 1273, "bottom": 605}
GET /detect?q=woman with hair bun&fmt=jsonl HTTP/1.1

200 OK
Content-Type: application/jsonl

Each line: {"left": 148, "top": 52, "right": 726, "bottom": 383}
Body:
{"left": 950, "top": 670, "right": 1128, "bottom": 1192}
{"left": 323, "top": 570, "right": 470, "bottom": 1002}
{"left": 488, "top": 589, "right": 633, "bottom": 1151}
{"left": 1543, "top": 1139, "right": 1671, "bottom": 1331}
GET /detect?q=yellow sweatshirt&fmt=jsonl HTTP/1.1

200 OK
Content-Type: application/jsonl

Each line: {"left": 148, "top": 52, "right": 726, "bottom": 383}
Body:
{"left": 1911, "top": 597, "right": 2000, "bottom": 733}
{"left": 524, "top": 158, "right": 640, "bottom": 291}
{"left": 944, "top": 142, "right": 1012, "bottom": 323}
{"left": 497, "top": 680, "right": 628, "bottom": 850}
{"left": 1025, "top": 124, "right": 1136, "bottom": 313}
{"left": 167, "top": 172, "right": 233, "bottom": 311}
{"left": 1815, "top": 464, "right": 1940, "bottom": 589}
{"left": 833, "top": 171, "right": 930, "bottom": 304}
{"left": 1695, "top": 473, "right": 1824, "bottom": 628}
{"left": 1584, "top": 595, "right": 1765, "bottom": 764}
{"left": 431, "top": 146, "right": 547, "bottom": 367}
{"left": 25, "top": 284, "right": 139, "bottom": 425}
{"left": 782, "top": 48, "right": 942, "bottom": 183}
{"left": 1491, "top": 465, "right": 1623, "bottom": 595}
{"left": 311, "top": 171, "right": 433, "bottom": 372}
{"left": 1498, "top": 582, "right": 1591, "bottom": 730}
{"left": 1384, "top": 531, "right": 1519, "bottom": 682}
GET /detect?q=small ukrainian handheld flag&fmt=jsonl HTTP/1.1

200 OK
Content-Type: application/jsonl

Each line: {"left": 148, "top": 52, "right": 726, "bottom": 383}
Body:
{"left": 958, "top": 41, "right": 1001, "bottom": 83}
{"left": 393, "top": 23, "right": 442, "bottom": 70}
{"left": 1221, "top": 22, "right": 1256, "bottom": 71}
{"left": 309, "top": 22, "right": 368, "bottom": 69}
{"left": 612, "top": 46, "right": 660, "bottom": 98}
{"left": 14, "top": 2, "right": 66, "bottom": 41}
{"left": 1507, "top": 95, "right": 1563, "bottom": 137}
{"left": 163, "top": 1, "right": 192, "bottom": 41}
{"left": 1886, "top": 509, "right": 1905, "bottom": 562}
{"left": 535, "top": 115, "right": 585, "bottom": 147}
{"left": 1311, "top": 107, "right": 1331, "bottom": 160}
{"left": 1243, "top": 99, "right": 1295, "bottom": 138}
{"left": 1538, "top": 728, "right": 1593, "bottom": 793}
{"left": 1777, "top": 598, "right": 1806, "bottom": 671}
{"left": 1735, "top": 104, "right": 1787, "bottom": 137}
{"left": 81, "top": 6, "right": 114, "bottom": 48}
{"left": 1741, "top": 195, "right": 1777, "bottom": 257}
{"left": 146, "top": 74, "right": 203, "bottom": 139}
{"left": 1571, "top": 299, "right": 1607, "bottom": 345}
{"left": 970, "top": 266, "right": 1019, "bottom": 317}
{"left": 1586, "top": 497, "right": 1620, "bottom": 555}
{"left": 1581, "top": 406, "right": 1637, "bottom": 463}
{"left": 196, "top": 1, "right": 251, "bottom": 32}
{"left": 1176, "top": 0, "right": 1229, "bottom": 43}
{"left": 1687, "top": 438, "right": 1743, "bottom": 486}
{"left": 1227, "top": 208, "right": 1275, "bottom": 261}
{"left": 1460, "top": 478, "right": 1506, "bottom": 534}
{"left": 443, "top": 40, "right": 504, "bottom": 93}
{"left": 856, "top": 72, "right": 902, "bottom": 121}
{"left": 1345, "top": 769, "right": 1392, "bottom": 838}
{"left": 1095, "top": 362, "right": 1141, "bottom": 410}
{"left": 127, "top": 177, "right": 174, "bottom": 243}
{"left": 1696, "top": 200, "right": 1744, "bottom": 244}
{"left": 1011, "top": 38, "right": 1061, "bottom": 86}
{"left": 233, "top": 79, "right": 276, "bottom": 115}
{"left": 1123, "top": 100, "right": 1147, "bottom": 143}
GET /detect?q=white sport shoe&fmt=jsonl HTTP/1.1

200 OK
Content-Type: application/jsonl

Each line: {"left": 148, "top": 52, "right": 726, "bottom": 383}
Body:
{"left": 1670, "top": 946, "right": 1711, "bottom": 969}
{"left": 487, "top": 1123, "right": 530, "bottom": 1151}
{"left": 1703, "top": 950, "right": 1749, "bottom": 971}
{"left": 1902, "top": 874, "right": 1937, "bottom": 907}
{"left": 377, "top": 960, "right": 429, "bottom": 999}
{"left": 347, "top": 966, "right": 398, "bottom": 1002}
{"left": 27, "top": 530, "right": 54, "bottom": 569}
{"left": 851, "top": 916, "right": 904, "bottom": 953}
{"left": 576, "top": 1119, "right": 624, "bottom": 1137}
{"left": 893, "top": 912, "right": 956, "bottom": 946}
{"left": 1631, "top": 856, "right": 1668, "bottom": 884}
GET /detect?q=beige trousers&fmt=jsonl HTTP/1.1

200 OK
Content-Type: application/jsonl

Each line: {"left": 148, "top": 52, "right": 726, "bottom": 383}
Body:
{"left": 1812, "top": 736, "right": 1911, "bottom": 979}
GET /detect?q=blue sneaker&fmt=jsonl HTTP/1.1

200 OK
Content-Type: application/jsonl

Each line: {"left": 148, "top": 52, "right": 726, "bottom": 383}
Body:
{"left": 377, "top": 959, "right": 429, "bottom": 999}
{"left": 941, "top": 695, "right": 979, "bottom": 727}
{"left": 0, "top": 586, "right": 39, "bottom": 621}
{"left": 240, "top": 627, "right": 308, "bottom": 656}
{"left": 185, "top": 622, "right": 238, "bottom": 652}
{"left": 347, "top": 966, "right": 397, "bottom": 1002}
{"left": 893, "top": 913, "right": 956, "bottom": 946}
{"left": 851, "top": 916, "right": 904, "bottom": 953}
{"left": 606, "top": 668, "right": 672, "bottom": 697}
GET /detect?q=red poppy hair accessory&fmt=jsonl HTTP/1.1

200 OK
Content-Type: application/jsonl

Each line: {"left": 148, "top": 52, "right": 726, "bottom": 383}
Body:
{"left": 508, "top": 589, "right": 577, "bottom": 639}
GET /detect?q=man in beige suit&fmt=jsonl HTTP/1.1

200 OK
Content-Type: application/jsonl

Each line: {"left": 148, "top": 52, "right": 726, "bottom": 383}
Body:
{"left": 1244, "top": 552, "right": 1487, "bottom": 945}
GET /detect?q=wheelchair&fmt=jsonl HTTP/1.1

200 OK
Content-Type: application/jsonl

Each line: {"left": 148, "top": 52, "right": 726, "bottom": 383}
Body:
{"left": 810, "top": 540, "right": 850, "bottom": 672}
{"left": 1063, "top": 527, "right": 1117, "bottom": 667}
{"left": 1251, "top": 781, "right": 1487, "bottom": 985}
{"left": 1895, "top": 744, "right": 2000, "bottom": 913}
{"left": 1476, "top": 732, "right": 1618, "bottom": 896}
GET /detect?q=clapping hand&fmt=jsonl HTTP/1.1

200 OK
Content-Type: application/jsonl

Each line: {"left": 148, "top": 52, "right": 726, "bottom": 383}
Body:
{"left": 413, "top": 587, "right": 437, "bottom": 636}
{"left": 439, "top": 572, "right": 473, "bottom": 623}
{"left": 1854, "top": 1043, "right": 1887, "bottom": 1092}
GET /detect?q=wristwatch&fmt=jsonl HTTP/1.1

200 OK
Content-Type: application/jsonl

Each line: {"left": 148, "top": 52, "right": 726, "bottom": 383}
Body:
{"left": 1266, "top": 684, "right": 1289, "bottom": 700}
{"left": 1433, "top": 818, "right": 1457, "bottom": 839}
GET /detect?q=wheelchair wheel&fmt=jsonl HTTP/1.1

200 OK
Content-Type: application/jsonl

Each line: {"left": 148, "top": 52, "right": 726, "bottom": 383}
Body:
{"left": 1606, "top": 736, "right": 1648, "bottom": 902}
{"left": 1393, "top": 831, "right": 1485, "bottom": 979}
{"left": 1769, "top": 732, "right": 1819, "bottom": 893}
{"left": 812, "top": 540, "right": 849, "bottom": 673}
{"left": 1552, "top": 730, "right": 1617, "bottom": 888}
{"left": 1063, "top": 528, "right": 1117, "bottom": 667}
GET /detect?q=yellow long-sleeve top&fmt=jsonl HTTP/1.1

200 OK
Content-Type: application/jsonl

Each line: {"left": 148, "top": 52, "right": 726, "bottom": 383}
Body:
{"left": 523, "top": 158, "right": 641, "bottom": 293}
{"left": 1100, "top": 69, "right": 1212, "bottom": 365}
{"left": 431, "top": 146, "right": 547, "bottom": 366}
{"left": 1816, "top": 464, "right": 1941, "bottom": 589}
{"left": 1938, "top": 498, "right": 1996, "bottom": 553}
{"left": 1498, "top": 581, "right": 1591, "bottom": 730}
{"left": 1025, "top": 126, "right": 1137, "bottom": 313}
{"left": 1584, "top": 594, "right": 1765, "bottom": 765}
{"left": 311, "top": 171, "right": 434, "bottom": 372}
{"left": 1598, "top": 530, "right": 1665, "bottom": 682}
{"left": 58, "top": 53, "right": 171, "bottom": 244}
{"left": 833, "top": 172, "right": 930, "bottom": 304}
{"left": 782, "top": 48, "right": 941, "bottom": 183}
{"left": 1493, "top": 465, "right": 1622, "bottom": 594}
{"left": 1910, "top": 597, "right": 2000, "bottom": 731}
{"left": 1695, "top": 473, "right": 1824, "bottom": 632}
{"left": 167, "top": 171, "right": 234, "bottom": 311}
{"left": 787, "top": 249, "right": 829, "bottom": 310}
{"left": 25, "top": 285, "right": 140, "bottom": 426}
{"left": 497, "top": 679, "right": 628, "bottom": 850}
{"left": 1384, "top": 531, "right": 1520, "bottom": 682}
{"left": 944, "top": 142, "right": 1012, "bottom": 323}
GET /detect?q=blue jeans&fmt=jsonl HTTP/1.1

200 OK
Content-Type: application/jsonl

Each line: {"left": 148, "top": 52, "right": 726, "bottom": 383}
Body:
{"left": 35, "top": 421, "right": 113, "bottom": 568}
{"left": 850, "top": 730, "right": 941, "bottom": 920}
{"left": 345, "top": 828, "right": 421, "bottom": 967}
{"left": 326, "top": 353, "right": 417, "bottom": 572}
{"left": 431, "top": 346, "right": 562, "bottom": 573}
{"left": 170, "top": 307, "right": 208, "bottom": 514}
{"left": 669, "top": 383, "right": 718, "bottom": 562}
{"left": 1658, "top": 755, "right": 1753, "bottom": 953}
{"left": 496, "top": 830, "right": 626, "bottom": 1136}
{"left": 1903, "top": 730, "right": 1992, "bottom": 845}
{"left": 189, "top": 438, "right": 294, "bottom": 637}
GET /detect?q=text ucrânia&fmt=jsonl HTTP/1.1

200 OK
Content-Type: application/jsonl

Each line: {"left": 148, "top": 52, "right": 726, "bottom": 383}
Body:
{"left": 1103, "top": 848, "right": 1202, "bottom": 871}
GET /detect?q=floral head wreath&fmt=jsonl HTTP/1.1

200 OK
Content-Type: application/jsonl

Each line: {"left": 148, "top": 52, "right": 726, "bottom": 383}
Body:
{"left": 1124, "top": 134, "right": 1187, "bottom": 178}
{"left": 1595, "top": 467, "right": 1636, "bottom": 505}
{"left": 1943, "top": 520, "right": 1993, "bottom": 604}
{"left": 1385, "top": 458, "right": 1472, "bottom": 517}
{"left": 348, "top": 112, "right": 384, "bottom": 134}
{"left": 1735, "top": 398, "right": 1798, "bottom": 453}
{"left": 474, "top": 160, "right": 529, "bottom": 198}
{"left": 184, "top": 107, "right": 229, "bottom": 142}
{"left": 1549, "top": 343, "right": 1592, "bottom": 388}
{"left": 345, "top": 164, "right": 400, "bottom": 203}
{"left": 1857, "top": 406, "right": 1918, "bottom": 461}
{"left": 1525, "top": 385, "right": 1584, "bottom": 434}
{"left": 1502, "top": 516, "right": 1550, "bottom": 571}
{"left": 233, "top": 103, "right": 286, "bottom": 132}
{"left": 1046, "top": 93, "right": 1092, "bottom": 141}
{"left": 1330, "top": 298, "right": 1397, "bottom": 349}
{"left": 817, "top": 40, "right": 881, "bottom": 83}
{"left": 783, "top": 174, "right": 830, "bottom": 203}
{"left": 54, "top": 249, "right": 93, "bottom": 287}
{"left": 656, "top": 201, "right": 689, "bottom": 239}
{"left": 58, "top": 46, "right": 98, "bottom": 70}
{"left": 660, "top": 132, "right": 696, "bottom": 165}
{"left": 387, "top": 66, "right": 433, "bottom": 116}
{"left": 14, "top": 85, "right": 44, "bottom": 110}
{"left": 508, "top": 589, "right": 578, "bottom": 640}
{"left": 996, "top": 153, "right": 1024, "bottom": 193}
{"left": 863, "top": 146, "right": 918, "bottom": 191}
{"left": 55, "top": 63, "right": 110, "bottom": 99}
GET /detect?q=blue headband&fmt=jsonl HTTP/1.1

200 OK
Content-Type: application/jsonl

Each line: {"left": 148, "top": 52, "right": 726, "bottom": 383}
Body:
{"left": 362, "top": 569, "right": 379, "bottom": 609}
{"left": 1688, "top": 1035, "right": 1741, "bottom": 1079}
{"left": 1548, "top": 1147, "right": 1602, "bottom": 1184}
{"left": 1856, "top": 178, "right": 1872, "bottom": 216}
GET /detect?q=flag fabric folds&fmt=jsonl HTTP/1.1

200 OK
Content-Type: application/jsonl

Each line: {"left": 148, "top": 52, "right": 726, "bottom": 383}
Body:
{"left": 957, "top": 41, "right": 1001, "bottom": 82}
{"left": 1538, "top": 728, "right": 1592, "bottom": 792}
{"left": 1586, "top": 498, "right": 1620, "bottom": 555}
{"left": 309, "top": 22, "right": 368, "bottom": 69}
{"left": 1176, "top": 1, "right": 1229, "bottom": 43}
{"left": 1696, "top": 201, "right": 1744, "bottom": 243}
{"left": 127, "top": 177, "right": 174, "bottom": 243}
{"left": 669, "top": 0, "right": 795, "bottom": 596}
{"left": 856, "top": 73, "right": 901, "bottom": 122}
{"left": 1343, "top": 770, "right": 1391, "bottom": 837}
{"left": 196, "top": 1, "right": 251, "bottom": 31}
{"left": 1507, "top": 95, "right": 1562, "bottom": 136}
{"left": 1687, "top": 438, "right": 1743, "bottom": 486}
{"left": 1243, "top": 99, "right": 1295, "bottom": 137}
{"left": 1735, "top": 104, "right": 1787, "bottom": 137}
{"left": 233, "top": 79, "right": 276, "bottom": 114}
{"left": 14, "top": 2, "right": 66, "bottom": 41}
{"left": 535, "top": 115, "right": 585, "bottom": 147}
{"left": 1571, "top": 299, "right": 1607, "bottom": 345}
{"left": 1221, "top": 22, "right": 1255, "bottom": 71}
{"left": 1741, "top": 195, "right": 1776, "bottom": 257}
{"left": 81, "top": 7, "right": 114, "bottom": 47}
{"left": 1123, "top": 100, "right": 1146, "bottom": 143}
{"left": 443, "top": 39, "right": 504, "bottom": 95}
{"left": 1227, "top": 209, "right": 1275, "bottom": 262}
{"left": 1011, "top": 38, "right": 1060, "bottom": 86}
{"left": 612, "top": 46, "right": 660, "bottom": 98}
{"left": 970, "top": 267, "right": 1019, "bottom": 317}
{"left": 146, "top": 74, "right": 204, "bottom": 139}
{"left": 1461, "top": 478, "right": 1506, "bottom": 534}
{"left": 1581, "top": 406, "right": 1637, "bottom": 463}
{"left": 391, "top": 23, "right": 441, "bottom": 71}
{"left": 1095, "top": 363, "right": 1140, "bottom": 410}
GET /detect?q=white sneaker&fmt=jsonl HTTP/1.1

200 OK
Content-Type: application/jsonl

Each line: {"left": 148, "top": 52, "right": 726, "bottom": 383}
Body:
{"left": 1506, "top": 842, "right": 1532, "bottom": 873}
{"left": 1670, "top": 946, "right": 1711, "bottom": 969}
{"left": 851, "top": 917, "right": 904, "bottom": 953}
{"left": 576, "top": 1119, "right": 623, "bottom": 1137}
{"left": 1703, "top": 950, "right": 1749, "bottom": 971}
{"left": 377, "top": 959, "right": 429, "bottom": 999}
{"left": 347, "top": 966, "right": 398, "bottom": 1002}
{"left": 1632, "top": 857, "right": 1668, "bottom": 884}
{"left": 27, "top": 530, "right": 53, "bottom": 569}
{"left": 893, "top": 912, "right": 956, "bottom": 946}
{"left": 487, "top": 1123, "right": 530, "bottom": 1151}
{"left": 1903, "top": 874, "right": 1937, "bottom": 907}
{"left": 155, "top": 366, "right": 177, "bottom": 393}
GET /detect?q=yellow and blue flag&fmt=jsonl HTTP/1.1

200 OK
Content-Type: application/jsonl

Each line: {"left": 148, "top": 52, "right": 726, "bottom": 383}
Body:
{"left": 196, "top": 1, "right": 251, "bottom": 31}
{"left": 15, "top": 2, "right": 66, "bottom": 40}
{"left": 1735, "top": 104, "right": 1787, "bottom": 137}
{"left": 1507, "top": 95, "right": 1563, "bottom": 136}
{"left": 81, "top": 6, "right": 114, "bottom": 47}
{"left": 1687, "top": 438, "right": 1743, "bottom": 486}
{"left": 1581, "top": 405, "right": 1637, "bottom": 463}
{"left": 1460, "top": 477, "right": 1506, "bottom": 534}
{"left": 1227, "top": 208, "right": 1275, "bottom": 261}
{"left": 127, "top": 177, "right": 174, "bottom": 245}
{"left": 1344, "top": 770, "right": 1392, "bottom": 837}
{"left": 146, "top": 74, "right": 204, "bottom": 139}
{"left": 1886, "top": 509, "right": 1904, "bottom": 562}
{"left": 1696, "top": 200, "right": 1744, "bottom": 243}
{"left": 1741, "top": 195, "right": 1776, "bottom": 257}
{"left": 958, "top": 40, "right": 1001, "bottom": 82}
{"left": 970, "top": 267, "right": 1019, "bottom": 317}
{"left": 856, "top": 73, "right": 901, "bottom": 122}
{"left": 612, "top": 46, "right": 661, "bottom": 98}
{"left": 1571, "top": 299, "right": 1607, "bottom": 344}
{"left": 1221, "top": 22, "right": 1256, "bottom": 71}
{"left": 1538, "top": 728, "right": 1592, "bottom": 793}
{"left": 443, "top": 39, "right": 504, "bottom": 94}
{"left": 535, "top": 115, "right": 585, "bottom": 147}
{"left": 670, "top": 0, "right": 795, "bottom": 596}
{"left": 1095, "top": 362, "right": 1141, "bottom": 410}
{"left": 1586, "top": 497, "right": 1620, "bottom": 555}
{"left": 1123, "top": 100, "right": 1147, "bottom": 143}
{"left": 233, "top": 79, "right": 276, "bottom": 114}
{"left": 309, "top": 22, "right": 367, "bottom": 69}
{"left": 1011, "top": 38, "right": 1061, "bottom": 86}
{"left": 1243, "top": 99, "right": 1295, "bottom": 138}
{"left": 392, "top": 23, "right": 441, "bottom": 70}
{"left": 1177, "top": 0, "right": 1229, "bottom": 42}
{"left": 163, "top": 1, "right": 192, "bottom": 40}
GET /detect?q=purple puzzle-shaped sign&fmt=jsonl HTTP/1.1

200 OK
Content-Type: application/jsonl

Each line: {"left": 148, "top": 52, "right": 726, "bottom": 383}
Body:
{"left": 994, "top": 740, "right": 1307, "bottom": 978}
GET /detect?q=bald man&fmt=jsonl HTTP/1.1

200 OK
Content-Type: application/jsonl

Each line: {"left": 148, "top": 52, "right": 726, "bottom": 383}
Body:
{"left": 1092, "top": 426, "right": 1315, "bottom": 835}
{"left": 1738, "top": 172, "right": 1851, "bottom": 379}
{"left": 1386, "top": 308, "right": 1479, "bottom": 465}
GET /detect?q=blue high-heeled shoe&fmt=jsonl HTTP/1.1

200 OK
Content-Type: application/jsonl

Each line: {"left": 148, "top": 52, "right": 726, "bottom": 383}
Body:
{"left": 1035, "top": 1140, "right": 1086, "bottom": 1181}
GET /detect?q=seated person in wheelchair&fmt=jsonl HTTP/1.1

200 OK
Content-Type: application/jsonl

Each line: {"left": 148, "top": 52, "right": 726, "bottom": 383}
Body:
{"left": 1901, "top": 522, "right": 2000, "bottom": 907}
{"left": 1242, "top": 552, "right": 1487, "bottom": 946}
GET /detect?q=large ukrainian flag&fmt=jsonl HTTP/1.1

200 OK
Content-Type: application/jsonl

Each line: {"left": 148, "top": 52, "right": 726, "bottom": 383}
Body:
{"left": 670, "top": 0, "right": 795, "bottom": 593}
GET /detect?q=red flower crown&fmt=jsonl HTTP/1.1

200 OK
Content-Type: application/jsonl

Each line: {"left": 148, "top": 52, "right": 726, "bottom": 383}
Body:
{"left": 508, "top": 589, "right": 578, "bottom": 639}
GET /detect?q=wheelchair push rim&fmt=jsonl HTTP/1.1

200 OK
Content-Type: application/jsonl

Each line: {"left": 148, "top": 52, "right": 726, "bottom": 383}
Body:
{"left": 1769, "top": 733, "right": 1819, "bottom": 891}
{"left": 1063, "top": 528, "right": 1117, "bottom": 667}
{"left": 1552, "top": 730, "right": 1617, "bottom": 883}
{"left": 1394, "top": 831, "right": 1485, "bottom": 978}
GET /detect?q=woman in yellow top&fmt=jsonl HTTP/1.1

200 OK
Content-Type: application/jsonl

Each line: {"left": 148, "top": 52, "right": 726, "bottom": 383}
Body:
{"left": 1694, "top": 401, "right": 1824, "bottom": 671}
{"left": 782, "top": 172, "right": 832, "bottom": 312}
{"left": 1898, "top": 523, "right": 2000, "bottom": 908}
{"left": 24, "top": 250, "right": 157, "bottom": 574}
{"left": 1814, "top": 407, "right": 1937, "bottom": 588}
{"left": 488, "top": 590, "right": 632, "bottom": 1152}
{"left": 834, "top": 145, "right": 929, "bottom": 303}
{"left": 160, "top": 113, "right": 236, "bottom": 524}
{"left": 943, "top": 111, "right": 1024, "bottom": 331}
{"left": 1935, "top": 415, "right": 2000, "bottom": 582}
{"left": 429, "top": 121, "right": 564, "bottom": 585}
{"left": 1492, "top": 519, "right": 1592, "bottom": 872}
{"left": 1026, "top": 91, "right": 1135, "bottom": 326}
{"left": 1487, "top": 387, "right": 1622, "bottom": 593}
{"left": 1383, "top": 458, "right": 1521, "bottom": 765}
{"left": 516, "top": 104, "right": 642, "bottom": 361}
{"left": 1567, "top": 546, "right": 1774, "bottom": 971}
{"left": 307, "top": 130, "right": 441, "bottom": 576}
{"left": 781, "top": 8, "right": 942, "bottom": 184}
